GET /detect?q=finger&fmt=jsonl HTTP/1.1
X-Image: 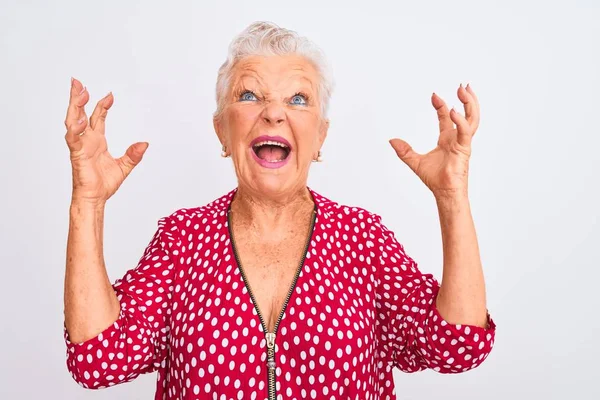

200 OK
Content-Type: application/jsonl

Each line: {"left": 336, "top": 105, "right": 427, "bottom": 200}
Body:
{"left": 449, "top": 108, "right": 472, "bottom": 146}
{"left": 89, "top": 92, "right": 114, "bottom": 132}
{"left": 117, "top": 142, "right": 150, "bottom": 177}
{"left": 431, "top": 93, "right": 453, "bottom": 132}
{"left": 466, "top": 84, "right": 480, "bottom": 131}
{"left": 389, "top": 138, "right": 421, "bottom": 174}
{"left": 64, "top": 117, "right": 88, "bottom": 148}
{"left": 65, "top": 78, "right": 89, "bottom": 124}
{"left": 65, "top": 77, "right": 90, "bottom": 135}
{"left": 458, "top": 83, "right": 480, "bottom": 131}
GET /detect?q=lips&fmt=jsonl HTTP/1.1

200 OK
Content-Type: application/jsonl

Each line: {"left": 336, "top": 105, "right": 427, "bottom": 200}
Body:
{"left": 250, "top": 135, "right": 292, "bottom": 169}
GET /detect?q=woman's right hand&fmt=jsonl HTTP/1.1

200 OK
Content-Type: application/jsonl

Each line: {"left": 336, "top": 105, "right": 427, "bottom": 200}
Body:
{"left": 64, "top": 78, "right": 149, "bottom": 205}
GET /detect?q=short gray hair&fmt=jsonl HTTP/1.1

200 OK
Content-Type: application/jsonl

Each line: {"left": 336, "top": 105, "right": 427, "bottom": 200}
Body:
{"left": 214, "top": 21, "right": 333, "bottom": 119}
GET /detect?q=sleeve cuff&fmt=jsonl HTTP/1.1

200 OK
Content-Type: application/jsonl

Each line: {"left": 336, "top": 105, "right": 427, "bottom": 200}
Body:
{"left": 64, "top": 309, "right": 125, "bottom": 351}
{"left": 420, "top": 302, "right": 496, "bottom": 373}
{"left": 429, "top": 302, "right": 496, "bottom": 333}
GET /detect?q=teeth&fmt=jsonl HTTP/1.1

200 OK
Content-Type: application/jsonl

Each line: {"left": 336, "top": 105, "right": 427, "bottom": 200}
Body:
{"left": 252, "top": 139, "right": 290, "bottom": 163}
{"left": 253, "top": 140, "right": 289, "bottom": 149}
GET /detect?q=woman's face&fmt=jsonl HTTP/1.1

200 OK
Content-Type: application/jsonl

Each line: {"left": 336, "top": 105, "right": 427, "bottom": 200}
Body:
{"left": 214, "top": 55, "right": 328, "bottom": 200}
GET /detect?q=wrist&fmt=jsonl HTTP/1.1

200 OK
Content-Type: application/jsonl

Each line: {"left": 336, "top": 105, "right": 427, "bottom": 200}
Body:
{"left": 434, "top": 188, "right": 468, "bottom": 202}
{"left": 434, "top": 189, "right": 470, "bottom": 215}
{"left": 70, "top": 196, "right": 106, "bottom": 211}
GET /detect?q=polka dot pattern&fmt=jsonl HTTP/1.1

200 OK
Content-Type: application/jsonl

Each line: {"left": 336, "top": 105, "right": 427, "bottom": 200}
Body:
{"left": 65, "top": 189, "right": 496, "bottom": 399}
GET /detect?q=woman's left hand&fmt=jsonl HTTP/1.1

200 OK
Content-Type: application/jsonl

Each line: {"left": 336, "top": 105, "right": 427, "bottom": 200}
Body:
{"left": 390, "top": 84, "right": 480, "bottom": 198}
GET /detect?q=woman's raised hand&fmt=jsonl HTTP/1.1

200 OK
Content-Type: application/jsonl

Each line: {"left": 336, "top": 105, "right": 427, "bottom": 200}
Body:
{"left": 64, "top": 78, "right": 149, "bottom": 205}
{"left": 389, "top": 84, "right": 480, "bottom": 198}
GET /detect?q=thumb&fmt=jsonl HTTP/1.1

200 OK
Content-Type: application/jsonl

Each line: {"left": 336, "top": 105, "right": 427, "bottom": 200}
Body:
{"left": 119, "top": 142, "right": 149, "bottom": 175}
{"left": 389, "top": 138, "right": 420, "bottom": 173}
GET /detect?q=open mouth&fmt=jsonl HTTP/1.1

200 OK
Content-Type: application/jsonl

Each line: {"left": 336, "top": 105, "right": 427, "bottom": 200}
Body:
{"left": 250, "top": 136, "right": 292, "bottom": 168}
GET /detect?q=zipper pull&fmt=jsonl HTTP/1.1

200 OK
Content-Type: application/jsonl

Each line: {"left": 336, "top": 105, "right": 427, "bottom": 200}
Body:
{"left": 266, "top": 332, "right": 276, "bottom": 349}
{"left": 265, "top": 332, "right": 275, "bottom": 349}
{"left": 266, "top": 332, "right": 276, "bottom": 371}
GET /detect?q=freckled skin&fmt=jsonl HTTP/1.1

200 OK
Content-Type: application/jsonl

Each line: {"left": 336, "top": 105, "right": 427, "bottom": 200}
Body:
{"left": 229, "top": 197, "right": 315, "bottom": 332}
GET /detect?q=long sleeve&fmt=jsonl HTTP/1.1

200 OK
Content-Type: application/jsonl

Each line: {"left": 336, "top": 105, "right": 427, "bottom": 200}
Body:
{"left": 372, "top": 216, "right": 496, "bottom": 374}
{"left": 64, "top": 216, "right": 180, "bottom": 389}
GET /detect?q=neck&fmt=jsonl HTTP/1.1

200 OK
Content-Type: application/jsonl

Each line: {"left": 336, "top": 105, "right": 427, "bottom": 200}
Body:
{"left": 230, "top": 185, "right": 314, "bottom": 237}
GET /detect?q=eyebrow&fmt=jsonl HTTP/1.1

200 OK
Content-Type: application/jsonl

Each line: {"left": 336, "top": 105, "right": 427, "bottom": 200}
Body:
{"left": 232, "top": 69, "right": 317, "bottom": 98}
{"left": 230, "top": 73, "right": 262, "bottom": 96}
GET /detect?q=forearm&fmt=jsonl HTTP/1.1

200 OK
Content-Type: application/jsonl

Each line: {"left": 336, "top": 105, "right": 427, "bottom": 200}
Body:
{"left": 434, "top": 191, "right": 488, "bottom": 328}
{"left": 64, "top": 200, "right": 120, "bottom": 343}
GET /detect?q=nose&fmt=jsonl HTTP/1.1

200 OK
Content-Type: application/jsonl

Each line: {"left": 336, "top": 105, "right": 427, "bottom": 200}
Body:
{"left": 261, "top": 102, "right": 286, "bottom": 125}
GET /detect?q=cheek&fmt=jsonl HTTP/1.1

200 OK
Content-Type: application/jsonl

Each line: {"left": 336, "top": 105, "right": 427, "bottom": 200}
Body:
{"left": 227, "top": 106, "right": 261, "bottom": 143}
{"left": 290, "top": 112, "right": 322, "bottom": 149}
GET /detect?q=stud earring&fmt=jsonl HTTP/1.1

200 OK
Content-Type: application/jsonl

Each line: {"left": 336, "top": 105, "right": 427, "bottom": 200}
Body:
{"left": 221, "top": 145, "right": 229, "bottom": 158}
{"left": 313, "top": 150, "right": 323, "bottom": 162}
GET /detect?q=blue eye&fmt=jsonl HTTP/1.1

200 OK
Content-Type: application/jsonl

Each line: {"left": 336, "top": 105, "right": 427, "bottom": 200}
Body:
{"left": 240, "top": 91, "right": 258, "bottom": 102}
{"left": 290, "top": 94, "right": 307, "bottom": 105}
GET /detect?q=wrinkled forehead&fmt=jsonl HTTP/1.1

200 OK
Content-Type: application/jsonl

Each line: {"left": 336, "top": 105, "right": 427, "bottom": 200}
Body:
{"left": 230, "top": 55, "right": 320, "bottom": 93}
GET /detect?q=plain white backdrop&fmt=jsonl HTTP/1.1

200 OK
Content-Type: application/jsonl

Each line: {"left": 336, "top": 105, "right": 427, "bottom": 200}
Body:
{"left": 1, "top": 0, "right": 598, "bottom": 398}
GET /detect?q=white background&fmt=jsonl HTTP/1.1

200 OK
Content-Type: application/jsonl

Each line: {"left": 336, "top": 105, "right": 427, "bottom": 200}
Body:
{"left": 1, "top": 0, "right": 598, "bottom": 398}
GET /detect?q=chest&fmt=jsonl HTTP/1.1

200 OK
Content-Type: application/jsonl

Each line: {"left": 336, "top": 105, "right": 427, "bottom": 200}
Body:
{"left": 229, "top": 216, "right": 313, "bottom": 332}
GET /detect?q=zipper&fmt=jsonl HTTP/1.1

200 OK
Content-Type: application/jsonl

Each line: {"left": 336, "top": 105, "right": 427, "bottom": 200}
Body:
{"left": 228, "top": 207, "right": 316, "bottom": 400}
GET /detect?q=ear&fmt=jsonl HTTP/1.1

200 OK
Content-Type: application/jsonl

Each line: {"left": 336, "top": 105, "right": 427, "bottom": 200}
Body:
{"left": 317, "top": 119, "right": 329, "bottom": 148}
{"left": 213, "top": 115, "right": 227, "bottom": 147}
{"left": 312, "top": 119, "right": 329, "bottom": 161}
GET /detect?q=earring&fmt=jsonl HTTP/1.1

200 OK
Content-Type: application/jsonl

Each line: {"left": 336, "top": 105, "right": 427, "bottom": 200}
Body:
{"left": 221, "top": 145, "right": 229, "bottom": 158}
{"left": 313, "top": 150, "right": 323, "bottom": 162}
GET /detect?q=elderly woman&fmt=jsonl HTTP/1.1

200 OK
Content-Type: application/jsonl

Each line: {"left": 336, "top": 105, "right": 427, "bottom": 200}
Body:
{"left": 63, "top": 22, "right": 496, "bottom": 400}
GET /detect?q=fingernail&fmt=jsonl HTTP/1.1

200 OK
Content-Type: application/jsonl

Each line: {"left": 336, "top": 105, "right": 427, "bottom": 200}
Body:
{"left": 104, "top": 91, "right": 112, "bottom": 99}
{"left": 77, "top": 118, "right": 85, "bottom": 124}
{"left": 466, "top": 83, "right": 471, "bottom": 89}
{"left": 79, "top": 86, "right": 87, "bottom": 95}
{"left": 71, "top": 77, "right": 74, "bottom": 86}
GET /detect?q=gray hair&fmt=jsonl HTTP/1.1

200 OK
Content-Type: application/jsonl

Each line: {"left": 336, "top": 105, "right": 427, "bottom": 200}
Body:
{"left": 214, "top": 21, "right": 333, "bottom": 119}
